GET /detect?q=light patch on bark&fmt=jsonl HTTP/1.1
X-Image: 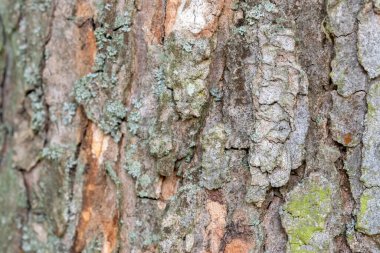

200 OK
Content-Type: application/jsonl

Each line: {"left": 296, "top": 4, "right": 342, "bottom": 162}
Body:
{"left": 168, "top": 0, "right": 224, "bottom": 37}
{"left": 225, "top": 239, "right": 254, "bottom": 253}
{"left": 205, "top": 200, "right": 227, "bottom": 253}
{"left": 246, "top": 5, "right": 310, "bottom": 205}
{"left": 91, "top": 124, "right": 110, "bottom": 164}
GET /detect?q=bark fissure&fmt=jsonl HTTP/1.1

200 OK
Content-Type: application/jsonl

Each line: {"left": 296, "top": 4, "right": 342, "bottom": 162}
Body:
{"left": 1, "top": 0, "right": 380, "bottom": 252}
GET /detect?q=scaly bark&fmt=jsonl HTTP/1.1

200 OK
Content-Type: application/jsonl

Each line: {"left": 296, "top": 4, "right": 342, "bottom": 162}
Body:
{"left": 1, "top": 0, "right": 380, "bottom": 252}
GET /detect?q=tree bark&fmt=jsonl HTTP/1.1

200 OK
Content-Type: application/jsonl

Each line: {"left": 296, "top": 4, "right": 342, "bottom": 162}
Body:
{"left": 1, "top": 0, "right": 380, "bottom": 252}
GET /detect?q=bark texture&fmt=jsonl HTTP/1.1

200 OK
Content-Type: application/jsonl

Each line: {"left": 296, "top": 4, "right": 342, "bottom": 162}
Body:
{"left": 0, "top": 0, "right": 380, "bottom": 252}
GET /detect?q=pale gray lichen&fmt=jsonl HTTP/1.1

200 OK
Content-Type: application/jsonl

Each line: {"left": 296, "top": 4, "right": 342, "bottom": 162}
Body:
{"left": 62, "top": 102, "right": 77, "bottom": 125}
{"left": 94, "top": 26, "right": 108, "bottom": 50}
{"left": 71, "top": 3, "right": 134, "bottom": 144}
{"left": 153, "top": 68, "right": 166, "bottom": 96}
{"left": 104, "top": 100, "right": 127, "bottom": 118}
{"left": 245, "top": 186, "right": 268, "bottom": 205}
{"left": 125, "top": 99, "right": 142, "bottom": 136}
{"left": 244, "top": 1, "right": 278, "bottom": 25}
{"left": 30, "top": 0, "right": 53, "bottom": 12}
{"left": 74, "top": 74, "right": 97, "bottom": 104}
{"left": 28, "top": 88, "right": 46, "bottom": 132}
{"left": 263, "top": 1, "right": 278, "bottom": 13}
{"left": 106, "top": 45, "right": 118, "bottom": 59}
{"left": 182, "top": 41, "right": 193, "bottom": 52}
{"left": 65, "top": 156, "right": 77, "bottom": 170}
{"left": 125, "top": 161, "right": 142, "bottom": 178}
{"left": 74, "top": 73, "right": 125, "bottom": 141}
{"left": 209, "top": 87, "right": 223, "bottom": 101}
{"left": 234, "top": 26, "right": 248, "bottom": 36}
{"left": 41, "top": 146, "right": 63, "bottom": 161}
{"left": 246, "top": 5, "right": 265, "bottom": 24}
{"left": 123, "top": 143, "right": 143, "bottom": 178}
{"left": 142, "top": 234, "right": 160, "bottom": 247}
{"left": 148, "top": 132, "right": 176, "bottom": 176}
{"left": 113, "top": 11, "right": 132, "bottom": 32}
{"left": 127, "top": 111, "right": 140, "bottom": 135}
{"left": 93, "top": 53, "right": 106, "bottom": 72}
{"left": 99, "top": 100, "right": 127, "bottom": 141}
{"left": 24, "top": 64, "right": 40, "bottom": 88}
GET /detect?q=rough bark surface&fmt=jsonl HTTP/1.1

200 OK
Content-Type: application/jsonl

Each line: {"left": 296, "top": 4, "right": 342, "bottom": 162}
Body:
{"left": 0, "top": 0, "right": 380, "bottom": 252}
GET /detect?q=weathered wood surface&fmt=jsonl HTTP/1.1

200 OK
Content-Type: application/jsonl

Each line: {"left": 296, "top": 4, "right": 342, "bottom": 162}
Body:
{"left": 0, "top": 0, "right": 380, "bottom": 252}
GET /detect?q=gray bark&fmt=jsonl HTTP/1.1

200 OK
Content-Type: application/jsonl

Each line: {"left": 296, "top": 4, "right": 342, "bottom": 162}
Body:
{"left": 0, "top": 0, "right": 380, "bottom": 252}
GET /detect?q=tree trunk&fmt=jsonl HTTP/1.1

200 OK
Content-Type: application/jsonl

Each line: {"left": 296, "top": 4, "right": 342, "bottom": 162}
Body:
{"left": 1, "top": 0, "right": 380, "bottom": 252}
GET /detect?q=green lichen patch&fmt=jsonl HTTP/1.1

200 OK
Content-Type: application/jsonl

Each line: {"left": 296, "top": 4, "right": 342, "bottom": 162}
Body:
{"left": 356, "top": 188, "right": 380, "bottom": 235}
{"left": 282, "top": 174, "right": 332, "bottom": 253}
{"left": 104, "top": 100, "right": 127, "bottom": 119}
{"left": 24, "top": 64, "right": 41, "bottom": 89}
